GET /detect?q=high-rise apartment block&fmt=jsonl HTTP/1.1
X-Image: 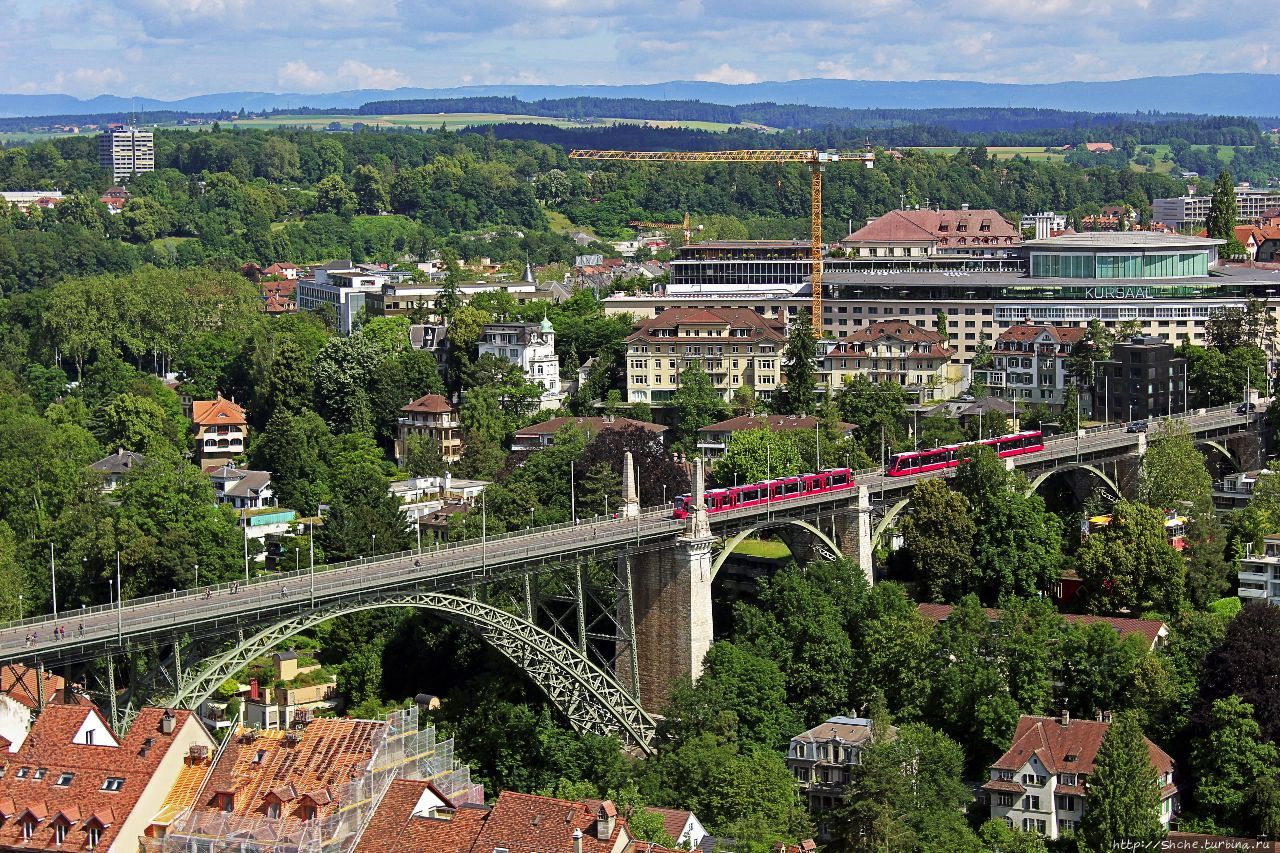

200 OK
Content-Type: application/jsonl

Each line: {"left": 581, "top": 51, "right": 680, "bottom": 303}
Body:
{"left": 98, "top": 126, "right": 155, "bottom": 181}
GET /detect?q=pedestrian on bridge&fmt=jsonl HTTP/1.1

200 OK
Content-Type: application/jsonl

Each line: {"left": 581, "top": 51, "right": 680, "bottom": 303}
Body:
{"left": 23, "top": 633, "right": 30, "bottom": 648}
{"left": 77, "top": 623, "right": 83, "bottom": 638}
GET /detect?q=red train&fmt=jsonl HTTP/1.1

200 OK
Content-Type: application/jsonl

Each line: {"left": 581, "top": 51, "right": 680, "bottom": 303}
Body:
{"left": 672, "top": 467, "right": 856, "bottom": 519}
{"left": 885, "top": 430, "right": 1045, "bottom": 476}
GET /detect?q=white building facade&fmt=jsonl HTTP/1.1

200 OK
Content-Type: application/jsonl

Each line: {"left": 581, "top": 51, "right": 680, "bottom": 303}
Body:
{"left": 478, "top": 319, "right": 564, "bottom": 409}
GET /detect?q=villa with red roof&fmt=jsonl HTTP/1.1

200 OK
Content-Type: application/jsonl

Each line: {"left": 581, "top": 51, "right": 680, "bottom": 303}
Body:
{"left": 395, "top": 393, "right": 462, "bottom": 464}
{"left": 822, "top": 320, "right": 963, "bottom": 400}
{"left": 191, "top": 395, "right": 248, "bottom": 466}
{"left": 985, "top": 712, "right": 1177, "bottom": 839}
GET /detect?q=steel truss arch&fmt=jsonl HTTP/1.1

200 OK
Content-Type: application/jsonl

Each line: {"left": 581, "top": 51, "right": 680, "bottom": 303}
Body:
{"left": 711, "top": 518, "right": 841, "bottom": 578}
{"left": 872, "top": 498, "right": 910, "bottom": 543}
{"left": 1194, "top": 439, "right": 1241, "bottom": 471}
{"left": 1025, "top": 463, "right": 1120, "bottom": 498}
{"left": 163, "top": 591, "right": 656, "bottom": 753}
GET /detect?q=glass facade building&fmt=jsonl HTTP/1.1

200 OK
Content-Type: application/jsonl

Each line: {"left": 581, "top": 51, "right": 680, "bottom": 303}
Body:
{"left": 1030, "top": 251, "right": 1209, "bottom": 279}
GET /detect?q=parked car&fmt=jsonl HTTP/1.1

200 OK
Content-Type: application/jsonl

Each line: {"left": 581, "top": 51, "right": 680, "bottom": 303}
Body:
{"left": 1126, "top": 420, "right": 1149, "bottom": 433}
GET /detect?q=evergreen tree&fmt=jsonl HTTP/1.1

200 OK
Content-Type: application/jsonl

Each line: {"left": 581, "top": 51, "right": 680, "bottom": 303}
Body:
{"left": 1205, "top": 168, "right": 1238, "bottom": 241}
{"left": 779, "top": 312, "right": 818, "bottom": 416}
{"left": 1080, "top": 711, "right": 1165, "bottom": 853}
{"left": 1189, "top": 696, "right": 1279, "bottom": 834}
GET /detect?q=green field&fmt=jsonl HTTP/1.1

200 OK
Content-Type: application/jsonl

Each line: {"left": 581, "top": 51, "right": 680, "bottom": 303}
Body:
{"left": 731, "top": 537, "right": 792, "bottom": 559}
{"left": 911, "top": 146, "right": 1065, "bottom": 160}
{"left": 1134, "top": 143, "right": 1246, "bottom": 174}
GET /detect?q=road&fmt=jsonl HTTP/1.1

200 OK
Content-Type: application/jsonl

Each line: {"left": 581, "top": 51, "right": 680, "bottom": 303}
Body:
{"left": 0, "top": 404, "right": 1253, "bottom": 665}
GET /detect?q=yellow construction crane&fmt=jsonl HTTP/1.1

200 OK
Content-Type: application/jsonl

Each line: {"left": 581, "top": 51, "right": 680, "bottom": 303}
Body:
{"left": 628, "top": 212, "right": 693, "bottom": 243}
{"left": 569, "top": 148, "right": 874, "bottom": 334}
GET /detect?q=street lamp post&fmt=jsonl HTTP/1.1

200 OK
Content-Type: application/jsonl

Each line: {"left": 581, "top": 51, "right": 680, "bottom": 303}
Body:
{"left": 371, "top": 534, "right": 376, "bottom": 559}
{"left": 480, "top": 490, "right": 487, "bottom": 569}
{"left": 570, "top": 460, "right": 576, "bottom": 523}
{"left": 49, "top": 543, "right": 57, "bottom": 620}
{"left": 194, "top": 562, "right": 199, "bottom": 591}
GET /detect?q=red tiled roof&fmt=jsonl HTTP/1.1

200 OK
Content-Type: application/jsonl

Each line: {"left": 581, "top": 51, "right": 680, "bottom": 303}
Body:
{"left": 916, "top": 604, "right": 1167, "bottom": 649}
{"left": 514, "top": 416, "right": 666, "bottom": 438}
{"left": 980, "top": 779, "right": 1027, "bottom": 794}
{"left": 401, "top": 394, "right": 455, "bottom": 414}
{"left": 646, "top": 807, "right": 693, "bottom": 843}
{"left": 995, "top": 324, "right": 1087, "bottom": 345}
{"left": 839, "top": 319, "right": 948, "bottom": 345}
{"left": 191, "top": 396, "right": 247, "bottom": 427}
{"left": 193, "top": 719, "right": 384, "bottom": 837}
{"left": 0, "top": 664, "right": 90, "bottom": 710}
{"left": 842, "top": 208, "right": 1020, "bottom": 245}
{"left": 991, "top": 715, "right": 1174, "bottom": 777}
{"left": 472, "top": 791, "right": 628, "bottom": 853}
{"left": 627, "top": 307, "right": 786, "bottom": 343}
{"left": 0, "top": 706, "right": 202, "bottom": 852}
{"left": 353, "top": 780, "right": 487, "bottom": 853}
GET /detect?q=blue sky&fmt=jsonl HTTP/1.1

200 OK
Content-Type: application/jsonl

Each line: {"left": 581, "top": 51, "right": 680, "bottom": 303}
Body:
{"left": 3, "top": 0, "right": 1276, "bottom": 98}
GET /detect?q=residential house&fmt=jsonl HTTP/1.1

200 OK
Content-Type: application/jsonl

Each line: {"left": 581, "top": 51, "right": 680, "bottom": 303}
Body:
{"left": 624, "top": 307, "right": 787, "bottom": 405}
{"left": 923, "top": 395, "right": 1016, "bottom": 431}
{"left": 1238, "top": 533, "right": 1280, "bottom": 604}
{"left": 149, "top": 708, "right": 476, "bottom": 853}
{"left": 297, "top": 263, "right": 409, "bottom": 335}
{"left": 261, "top": 262, "right": 299, "bottom": 280}
{"left": 696, "top": 414, "right": 853, "bottom": 460}
{"left": 260, "top": 278, "right": 297, "bottom": 315}
{"left": 916, "top": 604, "right": 1169, "bottom": 651}
{"left": 822, "top": 320, "right": 963, "bottom": 401}
{"left": 395, "top": 394, "right": 463, "bottom": 464}
{"left": 242, "top": 652, "right": 337, "bottom": 731}
{"left": 408, "top": 324, "right": 448, "bottom": 359}
{"left": 0, "top": 665, "right": 92, "bottom": 746}
{"left": 0, "top": 191, "right": 65, "bottom": 211}
{"left": 985, "top": 712, "right": 1178, "bottom": 839}
{"left": 974, "top": 324, "right": 1086, "bottom": 407}
{"left": 390, "top": 475, "right": 489, "bottom": 529}
{"left": 511, "top": 416, "right": 667, "bottom": 452}
{"left": 646, "top": 808, "right": 708, "bottom": 850}
{"left": 478, "top": 319, "right": 564, "bottom": 409}
{"left": 90, "top": 449, "right": 147, "bottom": 492}
{"left": 787, "top": 716, "right": 894, "bottom": 837}
{"left": 354, "top": 786, "right": 635, "bottom": 853}
{"left": 1255, "top": 226, "right": 1280, "bottom": 262}
{"left": 840, "top": 206, "right": 1021, "bottom": 258}
{"left": 1213, "top": 468, "right": 1272, "bottom": 511}
{"left": 0, "top": 704, "right": 214, "bottom": 853}
{"left": 191, "top": 396, "right": 247, "bottom": 467}
{"left": 205, "top": 464, "right": 274, "bottom": 510}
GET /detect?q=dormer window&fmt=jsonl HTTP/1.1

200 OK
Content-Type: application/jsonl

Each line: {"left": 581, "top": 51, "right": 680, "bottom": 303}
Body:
{"left": 33, "top": 768, "right": 47, "bottom": 780}
{"left": 55, "top": 772, "right": 74, "bottom": 787}
{"left": 54, "top": 823, "right": 67, "bottom": 845}
{"left": 15, "top": 768, "right": 29, "bottom": 779}
{"left": 21, "top": 820, "right": 34, "bottom": 840}
{"left": 101, "top": 778, "right": 125, "bottom": 792}
{"left": 304, "top": 805, "right": 317, "bottom": 821}
{"left": 87, "top": 826, "right": 102, "bottom": 849}
{"left": 267, "top": 802, "right": 280, "bottom": 819}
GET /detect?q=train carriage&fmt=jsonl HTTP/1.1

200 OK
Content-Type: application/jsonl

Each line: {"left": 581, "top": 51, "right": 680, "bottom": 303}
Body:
{"left": 672, "top": 466, "right": 856, "bottom": 519}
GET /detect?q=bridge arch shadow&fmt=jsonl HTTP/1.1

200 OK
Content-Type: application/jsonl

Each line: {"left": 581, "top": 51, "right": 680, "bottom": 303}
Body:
{"left": 162, "top": 591, "right": 655, "bottom": 753}
{"left": 711, "top": 518, "right": 840, "bottom": 579}
{"left": 1025, "top": 463, "right": 1120, "bottom": 500}
{"left": 1195, "top": 438, "right": 1243, "bottom": 473}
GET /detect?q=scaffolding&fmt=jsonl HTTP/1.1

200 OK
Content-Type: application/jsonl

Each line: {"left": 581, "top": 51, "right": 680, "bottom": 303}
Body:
{"left": 146, "top": 708, "right": 478, "bottom": 853}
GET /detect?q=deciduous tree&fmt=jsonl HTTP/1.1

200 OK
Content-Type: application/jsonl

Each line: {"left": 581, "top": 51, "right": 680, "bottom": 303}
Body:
{"left": 899, "top": 479, "right": 976, "bottom": 602}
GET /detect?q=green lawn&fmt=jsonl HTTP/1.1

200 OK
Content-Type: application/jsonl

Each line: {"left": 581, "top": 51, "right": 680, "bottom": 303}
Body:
{"left": 912, "top": 146, "right": 1065, "bottom": 161}
{"left": 1136, "top": 144, "right": 1247, "bottom": 174}
{"left": 731, "top": 537, "right": 792, "bottom": 559}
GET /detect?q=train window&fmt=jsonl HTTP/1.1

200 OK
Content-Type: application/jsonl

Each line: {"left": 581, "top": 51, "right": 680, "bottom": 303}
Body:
{"left": 831, "top": 472, "right": 847, "bottom": 486}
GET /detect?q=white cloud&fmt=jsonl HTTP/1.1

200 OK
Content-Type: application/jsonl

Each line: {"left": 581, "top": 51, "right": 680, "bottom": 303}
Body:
{"left": 276, "top": 60, "right": 328, "bottom": 91}
{"left": 49, "top": 67, "right": 127, "bottom": 96}
{"left": 335, "top": 60, "right": 409, "bottom": 89}
{"left": 696, "top": 63, "right": 760, "bottom": 84}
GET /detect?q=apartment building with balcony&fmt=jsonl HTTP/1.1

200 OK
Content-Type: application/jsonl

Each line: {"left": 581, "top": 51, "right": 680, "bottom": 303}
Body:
{"left": 624, "top": 307, "right": 787, "bottom": 405}
{"left": 985, "top": 713, "right": 1178, "bottom": 839}
{"left": 973, "top": 323, "right": 1086, "bottom": 407}
{"left": 786, "top": 716, "right": 894, "bottom": 837}
{"left": 1214, "top": 468, "right": 1272, "bottom": 511}
{"left": 394, "top": 394, "right": 462, "bottom": 464}
{"left": 191, "top": 396, "right": 248, "bottom": 467}
{"left": 821, "top": 319, "right": 963, "bottom": 401}
{"left": 1238, "top": 533, "right": 1280, "bottom": 603}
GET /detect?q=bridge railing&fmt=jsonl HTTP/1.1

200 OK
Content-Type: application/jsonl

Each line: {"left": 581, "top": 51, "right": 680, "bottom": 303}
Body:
{"left": 0, "top": 505, "right": 680, "bottom": 633}
{"left": 0, "top": 405, "right": 1253, "bottom": 634}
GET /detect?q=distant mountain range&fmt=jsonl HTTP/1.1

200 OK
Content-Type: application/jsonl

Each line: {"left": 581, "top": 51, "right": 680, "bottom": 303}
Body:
{"left": 2, "top": 74, "right": 1278, "bottom": 119}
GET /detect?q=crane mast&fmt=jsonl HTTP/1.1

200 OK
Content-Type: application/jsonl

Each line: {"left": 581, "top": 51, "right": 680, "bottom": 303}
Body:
{"left": 569, "top": 148, "right": 858, "bottom": 336}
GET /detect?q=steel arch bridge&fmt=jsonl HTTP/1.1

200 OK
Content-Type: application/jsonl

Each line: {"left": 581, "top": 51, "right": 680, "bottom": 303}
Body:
{"left": 166, "top": 591, "right": 657, "bottom": 752}
{"left": 710, "top": 518, "right": 841, "bottom": 578}
{"left": 1024, "top": 462, "right": 1122, "bottom": 498}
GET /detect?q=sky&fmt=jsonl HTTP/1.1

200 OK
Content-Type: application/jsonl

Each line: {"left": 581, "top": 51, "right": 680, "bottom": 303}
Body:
{"left": 2, "top": 0, "right": 1277, "bottom": 99}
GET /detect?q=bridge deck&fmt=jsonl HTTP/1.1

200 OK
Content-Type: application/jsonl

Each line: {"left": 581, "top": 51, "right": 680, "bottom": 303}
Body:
{"left": 0, "top": 406, "right": 1253, "bottom": 666}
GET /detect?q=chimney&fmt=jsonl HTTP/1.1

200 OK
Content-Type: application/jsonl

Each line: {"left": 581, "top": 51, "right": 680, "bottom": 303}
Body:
{"left": 572, "top": 828, "right": 584, "bottom": 853}
{"left": 161, "top": 710, "right": 176, "bottom": 735}
{"left": 1059, "top": 709, "right": 1070, "bottom": 727}
{"left": 1034, "top": 212, "right": 1054, "bottom": 241}
{"left": 1101, "top": 710, "right": 1113, "bottom": 724}
{"left": 250, "top": 678, "right": 260, "bottom": 702}
{"left": 595, "top": 801, "right": 617, "bottom": 841}
{"left": 961, "top": 202, "right": 970, "bottom": 211}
